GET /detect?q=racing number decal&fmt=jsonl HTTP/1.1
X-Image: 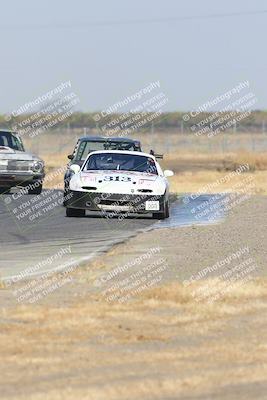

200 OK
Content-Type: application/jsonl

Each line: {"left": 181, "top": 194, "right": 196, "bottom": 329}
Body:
{"left": 104, "top": 176, "right": 131, "bottom": 182}
{"left": 119, "top": 176, "right": 131, "bottom": 182}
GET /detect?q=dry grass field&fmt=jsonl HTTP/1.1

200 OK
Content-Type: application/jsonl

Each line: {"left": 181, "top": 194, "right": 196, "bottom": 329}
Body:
{"left": 1, "top": 278, "right": 267, "bottom": 399}
{"left": 161, "top": 150, "right": 267, "bottom": 195}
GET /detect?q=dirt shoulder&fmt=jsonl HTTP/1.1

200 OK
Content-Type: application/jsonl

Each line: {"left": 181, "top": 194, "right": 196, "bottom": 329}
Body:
{"left": 0, "top": 195, "right": 267, "bottom": 399}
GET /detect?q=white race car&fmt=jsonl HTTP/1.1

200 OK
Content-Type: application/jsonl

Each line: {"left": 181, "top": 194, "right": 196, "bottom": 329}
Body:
{"left": 64, "top": 150, "right": 174, "bottom": 219}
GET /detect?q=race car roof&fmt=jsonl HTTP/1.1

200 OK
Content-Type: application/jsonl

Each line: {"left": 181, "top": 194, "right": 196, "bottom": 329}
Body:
{"left": 78, "top": 136, "right": 140, "bottom": 144}
{"left": 85, "top": 149, "right": 156, "bottom": 160}
{"left": 0, "top": 130, "right": 19, "bottom": 136}
{"left": 0, "top": 129, "right": 19, "bottom": 136}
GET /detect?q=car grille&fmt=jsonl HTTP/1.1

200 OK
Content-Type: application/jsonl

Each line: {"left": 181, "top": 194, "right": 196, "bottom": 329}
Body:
{"left": 138, "top": 189, "right": 153, "bottom": 193}
{"left": 81, "top": 186, "right": 97, "bottom": 191}
{"left": 99, "top": 199, "right": 131, "bottom": 206}
{"left": 0, "top": 161, "right": 31, "bottom": 172}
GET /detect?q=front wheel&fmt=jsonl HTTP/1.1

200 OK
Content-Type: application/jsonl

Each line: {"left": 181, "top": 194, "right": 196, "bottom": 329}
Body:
{"left": 28, "top": 183, "right": 42, "bottom": 195}
{"left": 152, "top": 201, "right": 169, "bottom": 220}
{"left": 0, "top": 187, "right": 11, "bottom": 194}
{"left": 66, "top": 208, "right": 85, "bottom": 217}
{"left": 165, "top": 201, "right": 170, "bottom": 218}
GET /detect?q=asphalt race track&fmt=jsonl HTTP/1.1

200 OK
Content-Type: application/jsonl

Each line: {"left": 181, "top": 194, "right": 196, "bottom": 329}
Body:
{"left": 0, "top": 190, "right": 224, "bottom": 281}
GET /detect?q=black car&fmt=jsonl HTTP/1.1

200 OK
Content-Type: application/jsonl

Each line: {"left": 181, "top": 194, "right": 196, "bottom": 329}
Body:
{"left": 63, "top": 136, "right": 142, "bottom": 202}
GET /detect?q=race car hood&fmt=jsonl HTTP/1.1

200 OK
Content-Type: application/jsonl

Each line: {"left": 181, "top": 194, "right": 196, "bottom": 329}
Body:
{"left": 81, "top": 170, "right": 158, "bottom": 182}
{"left": 0, "top": 147, "right": 41, "bottom": 162}
{"left": 70, "top": 170, "right": 167, "bottom": 195}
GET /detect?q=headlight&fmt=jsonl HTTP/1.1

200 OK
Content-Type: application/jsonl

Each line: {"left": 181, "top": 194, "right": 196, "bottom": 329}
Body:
{"left": 69, "top": 175, "right": 82, "bottom": 191}
{"left": 31, "top": 161, "right": 44, "bottom": 173}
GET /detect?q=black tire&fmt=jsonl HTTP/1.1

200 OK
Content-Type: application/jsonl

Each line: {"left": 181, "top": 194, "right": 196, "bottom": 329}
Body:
{"left": 63, "top": 187, "right": 68, "bottom": 207}
{"left": 152, "top": 201, "right": 169, "bottom": 220}
{"left": 165, "top": 201, "right": 170, "bottom": 218}
{"left": 66, "top": 208, "right": 85, "bottom": 217}
{"left": 0, "top": 187, "right": 11, "bottom": 194}
{"left": 28, "top": 183, "right": 42, "bottom": 195}
{"left": 152, "top": 212, "right": 165, "bottom": 220}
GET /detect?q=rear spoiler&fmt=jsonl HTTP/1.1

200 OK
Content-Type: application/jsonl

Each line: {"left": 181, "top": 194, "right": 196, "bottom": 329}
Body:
{"left": 150, "top": 150, "right": 164, "bottom": 159}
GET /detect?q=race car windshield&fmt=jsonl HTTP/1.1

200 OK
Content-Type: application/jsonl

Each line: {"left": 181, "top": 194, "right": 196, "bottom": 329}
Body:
{"left": 84, "top": 153, "right": 158, "bottom": 175}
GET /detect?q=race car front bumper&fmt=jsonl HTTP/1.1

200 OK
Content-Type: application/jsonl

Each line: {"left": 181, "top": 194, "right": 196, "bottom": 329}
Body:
{"left": 64, "top": 190, "right": 166, "bottom": 214}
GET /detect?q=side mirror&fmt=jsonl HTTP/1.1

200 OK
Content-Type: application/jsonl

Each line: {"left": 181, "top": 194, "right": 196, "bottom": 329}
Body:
{"left": 70, "top": 164, "right": 80, "bottom": 174}
{"left": 164, "top": 170, "right": 174, "bottom": 177}
{"left": 68, "top": 154, "right": 74, "bottom": 160}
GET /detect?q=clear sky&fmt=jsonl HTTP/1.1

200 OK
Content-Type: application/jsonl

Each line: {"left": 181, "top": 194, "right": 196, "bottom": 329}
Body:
{"left": 1, "top": 0, "right": 267, "bottom": 113}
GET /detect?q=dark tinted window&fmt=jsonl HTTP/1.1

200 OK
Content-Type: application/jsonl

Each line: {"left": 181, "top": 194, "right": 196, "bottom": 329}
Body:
{"left": 74, "top": 140, "right": 140, "bottom": 161}
{"left": 0, "top": 132, "right": 24, "bottom": 151}
{"left": 75, "top": 141, "right": 107, "bottom": 161}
